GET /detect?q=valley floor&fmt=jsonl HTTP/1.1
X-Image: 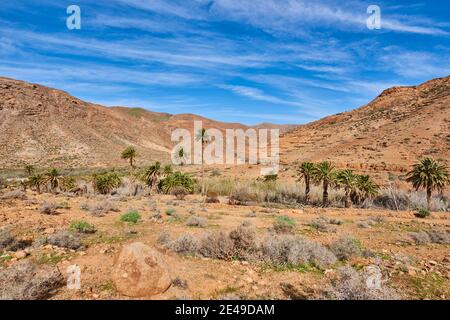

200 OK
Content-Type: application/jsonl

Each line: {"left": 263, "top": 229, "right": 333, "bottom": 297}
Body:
{"left": 1, "top": 191, "right": 450, "bottom": 300}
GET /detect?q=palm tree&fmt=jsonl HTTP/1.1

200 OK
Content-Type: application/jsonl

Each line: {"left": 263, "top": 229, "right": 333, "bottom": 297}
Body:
{"left": 298, "top": 162, "right": 315, "bottom": 203}
{"left": 336, "top": 169, "right": 357, "bottom": 208}
{"left": 121, "top": 146, "right": 137, "bottom": 168}
{"left": 44, "top": 168, "right": 64, "bottom": 193}
{"left": 163, "top": 164, "right": 173, "bottom": 176}
{"left": 353, "top": 175, "right": 379, "bottom": 204}
{"left": 195, "top": 128, "right": 209, "bottom": 196}
{"left": 175, "top": 146, "right": 188, "bottom": 166}
{"left": 312, "top": 161, "right": 336, "bottom": 207}
{"left": 406, "top": 157, "right": 449, "bottom": 211}
{"left": 143, "top": 161, "right": 162, "bottom": 192}
{"left": 28, "top": 173, "right": 45, "bottom": 194}
{"left": 24, "top": 165, "right": 35, "bottom": 176}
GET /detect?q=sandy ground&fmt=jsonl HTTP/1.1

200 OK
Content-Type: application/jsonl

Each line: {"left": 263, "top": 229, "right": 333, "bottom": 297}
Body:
{"left": 1, "top": 191, "right": 449, "bottom": 300}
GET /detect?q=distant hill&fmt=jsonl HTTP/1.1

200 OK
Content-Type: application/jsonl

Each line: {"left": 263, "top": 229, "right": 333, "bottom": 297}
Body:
{"left": 0, "top": 77, "right": 296, "bottom": 169}
{"left": 280, "top": 75, "right": 450, "bottom": 176}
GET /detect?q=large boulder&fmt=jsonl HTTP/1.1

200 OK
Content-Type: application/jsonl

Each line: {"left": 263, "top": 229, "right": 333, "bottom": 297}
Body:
{"left": 112, "top": 242, "right": 171, "bottom": 297}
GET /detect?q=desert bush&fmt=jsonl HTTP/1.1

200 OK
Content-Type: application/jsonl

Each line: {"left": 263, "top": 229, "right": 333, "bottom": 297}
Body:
{"left": 120, "top": 211, "right": 141, "bottom": 223}
{"left": 70, "top": 220, "right": 96, "bottom": 234}
{"left": 409, "top": 230, "right": 450, "bottom": 244}
{"left": 92, "top": 172, "right": 121, "bottom": 195}
{"left": 373, "top": 188, "right": 449, "bottom": 211}
{"left": 1, "top": 190, "right": 26, "bottom": 200}
{"left": 414, "top": 208, "right": 430, "bottom": 219}
{"left": 0, "top": 229, "right": 15, "bottom": 251}
{"left": 157, "top": 231, "right": 171, "bottom": 245}
{"left": 186, "top": 216, "right": 208, "bottom": 228}
{"left": 43, "top": 230, "right": 83, "bottom": 250}
{"left": 114, "top": 177, "right": 146, "bottom": 197}
{"left": 328, "top": 266, "right": 399, "bottom": 300}
{"left": 308, "top": 217, "right": 339, "bottom": 232}
{"left": 165, "top": 208, "right": 176, "bottom": 216}
{"left": 0, "top": 260, "right": 64, "bottom": 300}
{"left": 329, "top": 237, "right": 363, "bottom": 261}
{"left": 39, "top": 202, "right": 60, "bottom": 215}
{"left": 229, "top": 223, "right": 258, "bottom": 258}
{"left": 169, "top": 234, "right": 199, "bottom": 255}
{"left": 82, "top": 200, "right": 119, "bottom": 217}
{"left": 198, "top": 231, "right": 234, "bottom": 260}
{"left": 357, "top": 216, "right": 385, "bottom": 228}
{"left": 172, "top": 277, "right": 188, "bottom": 289}
{"left": 261, "top": 234, "right": 337, "bottom": 268}
{"left": 171, "top": 186, "right": 188, "bottom": 200}
{"left": 273, "top": 216, "right": 296, "bottom": 233}
{"left": 206, "top": 191, "right": 220, "bottom": 203}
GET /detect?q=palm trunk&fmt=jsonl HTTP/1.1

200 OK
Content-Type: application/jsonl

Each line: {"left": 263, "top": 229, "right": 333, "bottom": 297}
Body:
{"left": 201, "top": 143, "right": 205, "bottom": 196}
{"left": 130, "top": 157, "right": 134, "bottom": 168}
{"left": 426, "top": 186, "right": 432, "bottom": 211}
{"left": 305, "top": 176, "right": 310, "bottom": 203}
{"left": 344, "top": 188, "right": 352, "bottom": 208}
{"left": 322, "top": 180, "right": 329, "bottom": 207}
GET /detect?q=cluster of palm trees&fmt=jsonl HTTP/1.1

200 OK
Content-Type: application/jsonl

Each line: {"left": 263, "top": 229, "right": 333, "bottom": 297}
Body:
{"left": 24, "top": 167, "right": 68, "bottom": 194}
{"left": 298, "top": 157, "right": 449, "bottom": 210}
{"left": 298, "top": 161, "right": 379, "bottom": 207}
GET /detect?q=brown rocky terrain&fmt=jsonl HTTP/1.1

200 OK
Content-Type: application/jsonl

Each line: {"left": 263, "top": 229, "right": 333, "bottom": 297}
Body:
{"left": 0, "top": 77, "right": 296, "bottom": 169}
{"left": 280, "top": 76, "right": 450, "bottom": 177}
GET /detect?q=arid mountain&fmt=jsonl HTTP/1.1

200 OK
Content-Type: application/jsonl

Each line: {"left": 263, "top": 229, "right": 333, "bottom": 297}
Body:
{"left": 280, "top": 75, "right": 450, "bottom": 177}
{"left": 0, "top": 77, "right": 296, "bottom": 169}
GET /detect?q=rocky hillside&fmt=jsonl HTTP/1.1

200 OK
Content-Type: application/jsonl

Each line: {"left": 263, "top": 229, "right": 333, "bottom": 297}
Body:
{"left": 280, "top": 76, "right": 450, "bottom": 176}
{"left": 0, "top": 77, "right": 296, "bottom": 169}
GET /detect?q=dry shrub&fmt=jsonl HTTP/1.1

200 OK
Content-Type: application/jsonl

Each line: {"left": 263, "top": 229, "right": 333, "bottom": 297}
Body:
{"left": 328, "top": 266, "right": 399, "bottom": 300}
{"left": 186, "top": 216, "right": 208, "bottom": 228}
{"left": 1, "top": 190, "right": 26, "bottom": 200}
{"left": 169, "top": 234, "right": 199, "bottom": 255}
{"left": 172, "top": 277, "right": 188, "bottom": 289}
{"left": 329, "top": 237, "right": 363, "bottom": 261}
{"left": 0, "top": 260, "right": 64, "bottom": 300}
{"left": 357, "top": 216, "right": 385, "bottom": 228}
{"left": 81, "top": 201, "right": 118, "bottom": 217}
{"left": 261, "top": 234, "right": 337, "bottom": 268}
{"left": 39, "top": 202, "right": 59, "bottom": 215}
{"left": 409, "top": 230, "right": 450, "bottom": 244}
{"left": 157, "top": 231, "right": 171, "bottom": 246}
{"left": 308, "top": 217, "right": 340, "bottom": 232}
{"left": 373, "top": 188, "right": 449, "bottom": 211}
{"left": 229, "top": 224, "right": 257, "bottom": 258}
{"left": 273, "top": 216, "right": 296, "bottom": 233}
{"left": 0, "top": 229, "right": 15, "bottom": 251}
{"left": 206, "top": 191, "right": 220, "bottom": 203}
{"left": 198, "top": 231, "right": 234, "bottom": 260}
{"left": 42, "top": 230, "right": 83, "bottom": 250}
{"left": 171, "top": 186, "right": 188, "bottom": 200}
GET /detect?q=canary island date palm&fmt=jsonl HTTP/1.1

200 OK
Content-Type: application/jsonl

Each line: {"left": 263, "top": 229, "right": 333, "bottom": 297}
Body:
{"left": 297, "top": 161, "right": 315, "bottom": 203}
{"left": 121, "top": 146, "right": 137, "bottom": 168}
{"left": 195, "top": 128, "right": 209, "bottom": 196}
{"left": 336, "top": 169, "right": 358, "bottom": 208}
{"left": 353, "top": 174, "right": 379, "bottom": 204}
{"left": 406, "top": 157, "right": 449, "bottom": 211}
{"left": 143, "top": 161, "right": 162, "bottom": 193}
{"left": 44, "top": 168, "right": 65, "bottom": 193}
{"left": 312, "top": 161, "right": 336, "bottom": 207}
{"left": 175, "top": 146, "right": 188, "bottom": 166}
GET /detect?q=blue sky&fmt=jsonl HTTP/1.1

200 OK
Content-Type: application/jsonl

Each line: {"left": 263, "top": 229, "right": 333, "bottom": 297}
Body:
{"left": 0, "top": 1, "right": 449, "bottom": 125}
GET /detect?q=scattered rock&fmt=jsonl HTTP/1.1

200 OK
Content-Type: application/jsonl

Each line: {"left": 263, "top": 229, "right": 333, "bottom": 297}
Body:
{"left": 112, "top": 242, "right": 171, "bottom": 297}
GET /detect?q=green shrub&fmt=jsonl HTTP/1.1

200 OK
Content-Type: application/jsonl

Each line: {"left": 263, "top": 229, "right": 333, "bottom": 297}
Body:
{"left": 165, "top": 208, "right": 176, "bottom": 216}
{"left": 120, "top": 211, "right": 141, "bottom": 223}
{"left": 273, "top": 216, "right": 296, "bottom": 233}
{"left": 415, "top": 208, "right": 430, "bottom": 219}
{"left": 159, "top": 171, "right": 195, "bottom": 194}
{"left": 70, "top": 220, "right": 96, "bottom": 234}
{"left": 93, "top": 172, "right": 121, "bottom": 194}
